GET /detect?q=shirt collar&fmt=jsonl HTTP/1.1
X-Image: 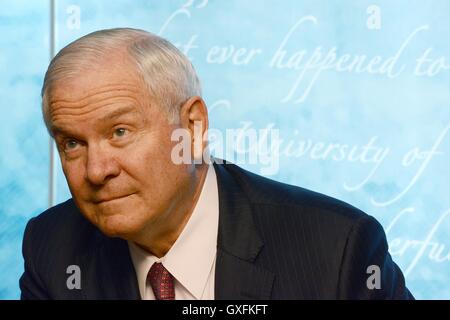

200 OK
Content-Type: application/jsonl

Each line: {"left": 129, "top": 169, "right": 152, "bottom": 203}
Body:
{"left": 128, "top": 164, "right": 219, "bottom": 299}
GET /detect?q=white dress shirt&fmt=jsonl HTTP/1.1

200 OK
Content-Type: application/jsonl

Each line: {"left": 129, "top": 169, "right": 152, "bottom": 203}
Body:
{"left": 128, "top": 164, "right": 219, "bottom": 300}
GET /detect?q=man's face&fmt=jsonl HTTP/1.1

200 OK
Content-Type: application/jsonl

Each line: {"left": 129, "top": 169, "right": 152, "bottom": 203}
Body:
{"left": 48, "top": 56, "right": 193, "bottom": 238}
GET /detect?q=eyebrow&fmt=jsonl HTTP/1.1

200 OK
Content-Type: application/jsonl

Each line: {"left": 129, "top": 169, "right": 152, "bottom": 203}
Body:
{"left": 98, "top": 106, "right": 139, "bottom": 122}
{"left": 51, "top": 106, "right": 139, "bottom": 137}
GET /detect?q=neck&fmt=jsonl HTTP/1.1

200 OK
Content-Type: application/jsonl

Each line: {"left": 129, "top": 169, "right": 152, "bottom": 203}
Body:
{"left": 133, "top": 163, "right": 209, "bottom": 258}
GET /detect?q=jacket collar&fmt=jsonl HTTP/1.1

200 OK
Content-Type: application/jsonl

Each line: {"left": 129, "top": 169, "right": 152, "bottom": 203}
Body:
{"left": 213, "top": 160, "right": 274, "bottom": 299}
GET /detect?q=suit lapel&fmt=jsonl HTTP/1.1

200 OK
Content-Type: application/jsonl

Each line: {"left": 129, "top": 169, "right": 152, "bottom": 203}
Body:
{"left": 213, "top": 161, "right": 275, "bottom": 299}
{"left": 80, "top": 231, "right": 140, "bottom": 300}
{"left": 215, "top": 249, "right": 275, "bottom": 299}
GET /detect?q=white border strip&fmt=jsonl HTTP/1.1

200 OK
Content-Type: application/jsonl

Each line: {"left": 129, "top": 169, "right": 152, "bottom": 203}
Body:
{"left": 48, "top": 0, "right": 57, "bottom": 207}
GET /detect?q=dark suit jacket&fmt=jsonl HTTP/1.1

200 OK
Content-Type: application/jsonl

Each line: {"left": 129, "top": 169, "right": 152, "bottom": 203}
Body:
{"left": 20, "top": 161, "right": 413, "bottom": 299}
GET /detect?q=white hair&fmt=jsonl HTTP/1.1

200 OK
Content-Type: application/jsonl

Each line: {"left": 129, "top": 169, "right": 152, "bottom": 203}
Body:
{"left": 41, "top": 27, "right": 202, "bottom": 131}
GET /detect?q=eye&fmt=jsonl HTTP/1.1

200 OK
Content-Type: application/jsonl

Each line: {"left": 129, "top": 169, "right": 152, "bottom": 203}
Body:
{"left": 64, "top": 139, "right": 79, "bottom": 151}
{"left": 113, "top": 128, "right": 128, "bottom": 138}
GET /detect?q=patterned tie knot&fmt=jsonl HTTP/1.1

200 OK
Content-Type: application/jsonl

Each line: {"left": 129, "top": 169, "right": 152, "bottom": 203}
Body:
{"left": 147, "top": 262, "right": 175, "bottom": 300}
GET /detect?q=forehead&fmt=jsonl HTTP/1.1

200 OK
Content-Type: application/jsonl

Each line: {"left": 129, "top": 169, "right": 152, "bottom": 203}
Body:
{"left": 47, "top": 61, "right": 153, "bottom": 135}
{"left": 50, "top": 57, "right": 146, "bottom": 101}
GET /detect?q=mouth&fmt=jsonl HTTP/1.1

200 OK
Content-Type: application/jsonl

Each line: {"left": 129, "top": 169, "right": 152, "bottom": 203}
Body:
{"left": 95, "top": 193, "right": 134, "bottom": 204}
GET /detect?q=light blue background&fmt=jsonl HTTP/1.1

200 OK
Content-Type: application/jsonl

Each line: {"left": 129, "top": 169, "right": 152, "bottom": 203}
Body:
{"left": 1, "top": 0, "right": 449, "bottom": 299}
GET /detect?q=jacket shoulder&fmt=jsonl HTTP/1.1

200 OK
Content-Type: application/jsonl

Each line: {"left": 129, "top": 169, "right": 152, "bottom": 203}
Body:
{"left": 219, "top": 163, "right": 395, "bottom": 298}
{"left": 24, "top": 199, "right": 98, "bottom": 264}
{"left": 31, "top": 199, "right": 95, "bottom": 238}
{"left": 223, "top": 163, "right": 369, "bottom": 225}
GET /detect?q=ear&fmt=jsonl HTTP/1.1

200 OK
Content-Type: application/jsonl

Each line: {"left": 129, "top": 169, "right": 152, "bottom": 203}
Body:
{"left": 179, "top": 96, "right": 209, "bottom": 163}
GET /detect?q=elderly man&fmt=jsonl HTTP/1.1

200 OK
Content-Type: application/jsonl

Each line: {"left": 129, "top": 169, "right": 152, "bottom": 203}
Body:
{"left": 20, "top": 28, "right": 413, "bottom": 300}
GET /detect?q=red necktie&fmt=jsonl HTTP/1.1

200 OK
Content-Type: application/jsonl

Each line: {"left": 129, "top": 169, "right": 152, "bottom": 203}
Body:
{"left": 147, "top": 262, "right": 175, "bottom": 300}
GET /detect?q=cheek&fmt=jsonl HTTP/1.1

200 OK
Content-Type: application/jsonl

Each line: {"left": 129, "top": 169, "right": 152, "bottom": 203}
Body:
{"left": 129, "top": 129, "right": 176, "bottom": 169}
{"left": 126, "top": 135, "right": 188, "bottom": 195}
{"left": 61, "top": 160, "right": 86, "bottom": 196}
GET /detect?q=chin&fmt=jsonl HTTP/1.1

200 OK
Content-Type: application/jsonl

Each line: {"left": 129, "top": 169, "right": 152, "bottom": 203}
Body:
{"left": 80, "top": 197, "right": 145, "bottom": 238}
{"left": 97, "top": 213, "right": 144, "bottom": 239}
{"left": 78, "top": 202, "right": 142, "bottom": 238}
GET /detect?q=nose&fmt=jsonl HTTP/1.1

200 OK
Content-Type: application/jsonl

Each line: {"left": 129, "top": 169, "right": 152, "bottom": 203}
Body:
{"left": 85, "top": 143, "right": 121, "bottom": 185}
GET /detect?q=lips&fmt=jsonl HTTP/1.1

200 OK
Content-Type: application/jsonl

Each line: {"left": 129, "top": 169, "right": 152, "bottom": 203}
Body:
{"left": 95, "top": 193, "right": 133, "bottom": 204}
